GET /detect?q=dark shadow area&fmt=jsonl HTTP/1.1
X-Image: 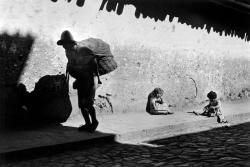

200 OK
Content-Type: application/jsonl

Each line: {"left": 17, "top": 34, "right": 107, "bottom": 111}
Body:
{"left": 0, "top": 125, "right": 115, "bottom": 165}
{"left": 0, "top": 32, "right": 34, "bottom": 86}
{"left": 0, "top": 32, "right": 72, "bottom": 129}
{"left": 23, "top": 73, "right": 72, "bottom": 126}
{"left": 2, "top": 73, "right": 72, "bottom": 129}
{"left": 99, "top": 0, "right": 250, "bottom": 41}
{"left": 1, "top": 122, "right": 249, "bottom": 166}
{"left": 0, "top": 32, "right": 35, "bottom": 129}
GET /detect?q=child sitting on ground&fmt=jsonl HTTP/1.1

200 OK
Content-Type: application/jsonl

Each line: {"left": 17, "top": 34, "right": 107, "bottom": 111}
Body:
{"left": 193, "top": 91, "right": 228, "bottom": 123}
{"left": 146, "top": 88, "right": 174, "bottom": 115}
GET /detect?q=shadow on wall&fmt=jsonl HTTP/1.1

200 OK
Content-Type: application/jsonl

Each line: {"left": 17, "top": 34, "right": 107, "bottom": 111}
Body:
{"left": 50, "top": 0, "right": 250, "bottom": 41}
{"left": 0, "top": 32, "right": 72, "bottom": 129}
{"left": 0, "top": 32, "right": 34, "bottom": 128}
{"left": 0, "top": 32, "right": 34, "bottom": 86}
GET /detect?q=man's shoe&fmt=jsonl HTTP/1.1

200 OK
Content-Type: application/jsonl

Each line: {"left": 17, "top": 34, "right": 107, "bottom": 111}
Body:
{"left": 89, "top": 120, "right": 99, "bottom": 132}
{"left": 78, "top": 124, "right": 91, "bottom": 132}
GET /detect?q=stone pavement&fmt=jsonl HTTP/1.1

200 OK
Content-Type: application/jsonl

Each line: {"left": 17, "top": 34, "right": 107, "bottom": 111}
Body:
{"left": 0, "top": 101, "right": 250, "bottom": 162}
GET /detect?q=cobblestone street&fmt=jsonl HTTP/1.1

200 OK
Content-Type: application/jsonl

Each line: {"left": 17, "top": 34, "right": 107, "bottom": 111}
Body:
{"left": 1, "top": 122, "right": 250, "bottom": 167}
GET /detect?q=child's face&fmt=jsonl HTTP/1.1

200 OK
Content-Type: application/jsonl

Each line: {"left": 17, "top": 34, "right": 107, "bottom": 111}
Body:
{"left": 209, "top": 98, "right": 215, "bottom": 102}
{"left": 156, "top": 93, "right": 162, "bottom": 98}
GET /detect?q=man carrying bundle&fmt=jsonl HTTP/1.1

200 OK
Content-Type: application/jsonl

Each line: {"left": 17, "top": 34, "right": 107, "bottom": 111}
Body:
{"left": 57, "top": 30, "right": 117, "bottom": 132}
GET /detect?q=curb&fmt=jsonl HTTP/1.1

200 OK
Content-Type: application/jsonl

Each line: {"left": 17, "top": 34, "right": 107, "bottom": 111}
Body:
{"left": 0, "top": 133, "right": 115, "bottom": 164}
{"left": 1, "top": 112, "right": 249, "bottom": 164}
{"left": 116, "top": 112, "right": 250, "bottom": 143}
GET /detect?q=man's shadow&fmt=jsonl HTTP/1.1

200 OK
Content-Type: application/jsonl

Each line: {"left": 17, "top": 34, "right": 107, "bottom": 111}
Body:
{"left": 12, "top": 73, "right": 73, "bottom": 130}
{"left": 0, "top": 32, "right": 34, "bottom": 129}
{"left": 0, "top": 32, "right": 73, "bottom": 130}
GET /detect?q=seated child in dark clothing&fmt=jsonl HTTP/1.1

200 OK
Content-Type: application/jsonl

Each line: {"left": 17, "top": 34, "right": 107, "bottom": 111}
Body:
{"left": 194, "top": 91, "right": 228, "bottom": 123}
{"left": 146, "top": 88, "right": 174, "bottom": 115}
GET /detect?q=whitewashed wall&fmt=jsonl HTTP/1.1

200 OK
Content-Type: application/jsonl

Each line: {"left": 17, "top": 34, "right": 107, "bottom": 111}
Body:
{"left": 1, "top": 0, "right": 250, "bottom": 114}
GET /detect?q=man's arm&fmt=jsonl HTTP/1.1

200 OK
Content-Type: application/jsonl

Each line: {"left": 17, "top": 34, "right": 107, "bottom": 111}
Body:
{"left": 155, "top": 97, "right": 163, "bottom": 104}
{"left": 149, "top": 98, "right": 169, "bottom": 115}
{"left": 93, "top": 58, "right": 102, "bottom": 84}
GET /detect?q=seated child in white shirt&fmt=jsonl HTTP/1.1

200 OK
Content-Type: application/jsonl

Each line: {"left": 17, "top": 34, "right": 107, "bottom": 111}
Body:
{"left": 194, "top": 91, "right": 228, "bottom": 123}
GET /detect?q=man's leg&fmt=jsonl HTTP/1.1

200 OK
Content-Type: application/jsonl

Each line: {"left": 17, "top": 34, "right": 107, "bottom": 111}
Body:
{"left": 87, "top": 104, "right": 98, "bottom": 122}
{"left": 80, "top": 108, "right": 91, "bottom": 125}
{"left": 87, "top": 104, "right": 99, "bottom": 131}
{"left": 78, "top": 89, "right": 92, "bottom": 131}
{"left": 88, "top": 76, "right": 99, "bottom": 131}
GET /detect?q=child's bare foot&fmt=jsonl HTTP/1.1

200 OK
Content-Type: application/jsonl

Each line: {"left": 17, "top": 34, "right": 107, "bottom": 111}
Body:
{"left": 221, "top": 122, "right": 230, "bottom": 128}
{"left": 192, "top": 111, "right": 199, "bottom": 115}
{"left": 168, "top": 104, "right": 176, "bottom": 107}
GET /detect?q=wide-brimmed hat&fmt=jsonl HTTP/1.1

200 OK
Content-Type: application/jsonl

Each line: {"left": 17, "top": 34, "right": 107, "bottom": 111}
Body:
{"left": 57, "top": 30, "right": 76, "bottom": 45}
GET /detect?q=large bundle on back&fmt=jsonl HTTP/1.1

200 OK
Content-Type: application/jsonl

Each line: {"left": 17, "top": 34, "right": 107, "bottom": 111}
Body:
{"left": 77, "top": 38, "right": 117, "bottom": 76}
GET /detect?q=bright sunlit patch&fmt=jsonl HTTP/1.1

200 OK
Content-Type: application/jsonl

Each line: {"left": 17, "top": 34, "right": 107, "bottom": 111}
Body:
{"left": 138, "top": 142, "right": 164, "bottom": 148}
{"left": 118, "top": 141, "right": 164, "bottom": 148}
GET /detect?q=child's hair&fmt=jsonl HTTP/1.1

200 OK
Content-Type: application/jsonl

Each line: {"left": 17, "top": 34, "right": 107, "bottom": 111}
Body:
{"left": 207, "top": 91, "right": 217, "bottom": 100}
{"left": 153, "top": 87, "right": 164, "bottom": 97}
